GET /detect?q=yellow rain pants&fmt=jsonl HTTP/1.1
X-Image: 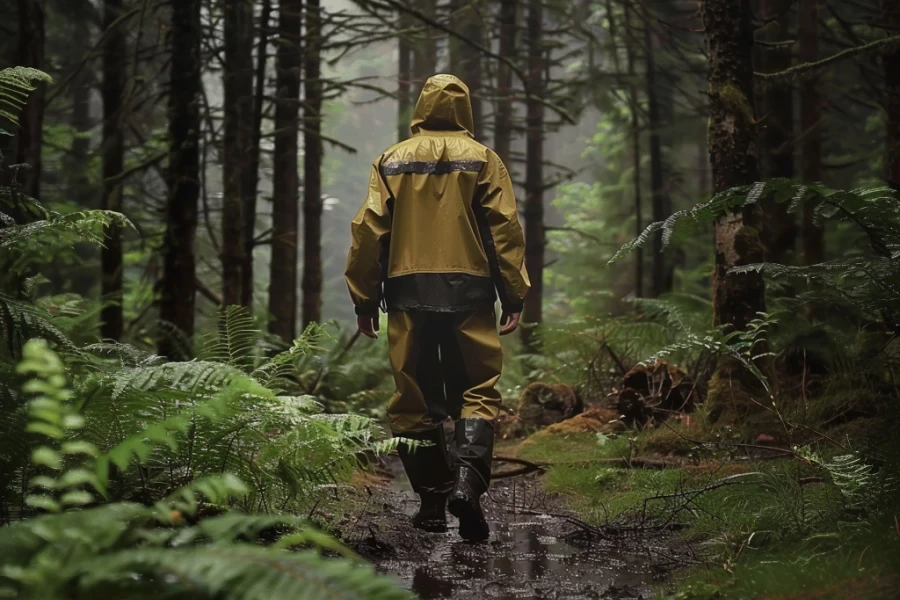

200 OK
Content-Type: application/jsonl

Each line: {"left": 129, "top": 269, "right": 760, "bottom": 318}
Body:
{"left": 386, "top": 308, "right": 503, "bottom": 435}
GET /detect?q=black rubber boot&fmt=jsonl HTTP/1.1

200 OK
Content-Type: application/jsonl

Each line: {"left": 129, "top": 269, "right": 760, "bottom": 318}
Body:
{"left": 447, "top": 418, "right": 494, "bottom": 543}
{"left": 397, "top": 426, "right": 455, "bottom": 533}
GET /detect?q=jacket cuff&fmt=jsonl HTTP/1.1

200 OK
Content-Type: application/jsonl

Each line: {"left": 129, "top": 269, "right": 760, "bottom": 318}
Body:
{"left": 501, "top": 301, "right": 524, "bottom": 314}
{"left": 355, "top": 303, "right": 379, "bottom": 317}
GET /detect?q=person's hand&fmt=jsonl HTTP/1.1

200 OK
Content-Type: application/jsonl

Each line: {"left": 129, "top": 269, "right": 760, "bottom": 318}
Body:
{"left": 357, "top": 315, "right": 379, "bottom": 339}
{"left": 499, "top": 311, "right": 521, "bottom": 336}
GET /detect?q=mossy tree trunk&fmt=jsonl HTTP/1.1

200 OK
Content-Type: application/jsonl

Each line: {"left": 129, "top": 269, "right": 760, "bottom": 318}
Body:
{"left": 159, "top": 0, "right": 202, "bottom": 358}
{"left": 886, "top": 0, "right": 900, "bottom": 187}
{"left": 703, "top": 0, "right": 770, "bottom": 422}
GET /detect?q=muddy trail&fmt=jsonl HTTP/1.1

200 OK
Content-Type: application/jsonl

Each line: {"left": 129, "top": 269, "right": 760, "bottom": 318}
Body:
{"left": 349, "top": 458, "right": 683, "bottom": 600}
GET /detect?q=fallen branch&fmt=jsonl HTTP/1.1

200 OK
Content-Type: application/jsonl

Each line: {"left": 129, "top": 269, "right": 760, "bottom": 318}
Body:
{"left": 491, "top": 456, "right": 546, "bottom": 479}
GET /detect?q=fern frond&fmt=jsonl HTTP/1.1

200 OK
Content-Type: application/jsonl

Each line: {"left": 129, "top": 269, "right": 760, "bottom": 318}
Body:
{"left": 74, "top": 545, "right": 413, "bottom": 600}
{"left": 200, "top": 306, "right": 259, "bottom": 372}
{"left": 0, "top": 293, "right": 75, "bottom": 360}
{"left": 0, "top": 67, "right": 51, "bottom": 135}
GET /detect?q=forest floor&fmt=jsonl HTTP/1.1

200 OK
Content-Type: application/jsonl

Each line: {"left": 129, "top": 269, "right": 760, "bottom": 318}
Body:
{"left": 344, "top": 455, "right": 684, "bottom": 600}
{"left": 329, "top": 409, "right": 900, "bottom": 600}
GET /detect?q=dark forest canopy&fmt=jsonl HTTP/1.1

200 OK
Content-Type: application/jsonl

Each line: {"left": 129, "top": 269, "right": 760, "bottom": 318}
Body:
{"left": 1, "top": 0, "right": 900, "bottom": 599}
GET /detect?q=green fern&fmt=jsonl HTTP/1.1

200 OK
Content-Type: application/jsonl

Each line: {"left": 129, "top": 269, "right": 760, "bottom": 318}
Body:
{"left": 0, "top": 67, "right": 51, "bottom": 136}
{"left": 0, "top": 340, "right": 411, "bottom": 600}
{"left": 0, "top": 293, "right": 75, "bottom": 361}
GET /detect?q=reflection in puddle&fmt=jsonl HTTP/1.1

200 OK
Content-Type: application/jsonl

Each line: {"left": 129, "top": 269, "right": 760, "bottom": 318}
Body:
{"left": 405, "top": 518, "right": 651, "bottom": 599}
{"left": 380, "top": 492, "right": 652, "bottom": 598}
{"left": 373, "top": 459, "right": 658, "bottom": 600}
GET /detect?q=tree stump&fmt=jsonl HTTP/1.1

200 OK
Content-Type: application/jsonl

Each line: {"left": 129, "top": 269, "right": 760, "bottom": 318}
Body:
{"left": 516, "top": 382, "right": 583, "bottom": 427}
{"left": 611, "top": 360, "right": 695, "bottom": 426}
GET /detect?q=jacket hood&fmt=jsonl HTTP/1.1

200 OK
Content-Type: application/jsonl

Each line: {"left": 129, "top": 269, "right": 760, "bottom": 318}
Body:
{"left": 409, "top": 74, "right": 475, "bottom": 138}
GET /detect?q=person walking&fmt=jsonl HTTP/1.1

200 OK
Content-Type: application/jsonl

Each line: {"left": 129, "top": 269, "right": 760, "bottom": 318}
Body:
{"left": 344, "top": 74, "right": 529, "bottom": 542}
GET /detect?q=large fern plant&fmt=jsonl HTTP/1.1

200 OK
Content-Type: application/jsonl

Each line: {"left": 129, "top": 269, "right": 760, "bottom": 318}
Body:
{"left": 610, "top": 179, "right": 900, "bottom": 331}
{"left": 0, "top": 340, "right": 411, "bottom": 600}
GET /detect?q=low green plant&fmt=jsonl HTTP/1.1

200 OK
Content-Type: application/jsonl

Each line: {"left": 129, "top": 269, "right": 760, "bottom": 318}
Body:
{"left": 0, "top": 339, "right": 411, "bottom": 600}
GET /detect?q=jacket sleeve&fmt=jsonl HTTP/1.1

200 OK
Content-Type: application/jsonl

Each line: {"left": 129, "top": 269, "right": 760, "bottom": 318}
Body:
{"left": 475, "top": 151, "right": 530, "bottom": 313}
{"left": 345, "top": 161, "right": 392, "bottom": 317}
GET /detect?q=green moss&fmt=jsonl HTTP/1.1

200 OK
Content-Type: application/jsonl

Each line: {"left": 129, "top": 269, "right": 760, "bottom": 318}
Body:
{"left": 716, "top": 83, "right": 757, "bottom": 127}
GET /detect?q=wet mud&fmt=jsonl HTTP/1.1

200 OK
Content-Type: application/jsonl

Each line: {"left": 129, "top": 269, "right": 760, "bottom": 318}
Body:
{"left": 349, "top": 458, "right": 679, "bottom": 600}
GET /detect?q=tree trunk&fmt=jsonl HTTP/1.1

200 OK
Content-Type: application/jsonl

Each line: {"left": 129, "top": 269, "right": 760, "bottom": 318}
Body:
{"left": 100, "top": 0, "right": 126, "bottom": 340}
{"left": 302, "top": 0, "right": 324, "bottom": 327}
{"left": 625, "top": 3, "right": 643, "bottom": 299}
{"left": 703, "top": 0, "right": 769, "bottom": 421}
{"left": 221, "top": 0, "right": 255, "bottom": 307}
{"left": 521, "top": 0, "right": 544, "bottom": 348}
{"left": 159, "top": 0, "right": 202, "bottom": 358}
{"left": 16, "top": 0, "right": 44, "bottom": 200}
{"left": 644, "top": 16, "right": 671, "bottom": 297}
{"left": 759, "top": 0, "right": 797, "bottom": 264}
{"left": 449, "top": 0, "right": 484, "bottom": 139}
{"left": 494, "top": 0, "right": 517, "bottom": 169}
{"left": 397, "top": 4, "right": 412, "bottom": 142}
{"left": 67, "top": 0, "right": 96, "bottom": 297}
{"left": 69, "top": 2, "right": 93, "bottom": 210}
{"left": 885, "top": 0, "right": 900, "bottom": 186}
{"left": 240, "top": 0, "right": 273, "bottom": 308}
{"left": 268, "top": 0, "right": 302, "bottom": 343}
{"left": 799, "top": 0, "right": 823, "bottom": 266}
{"left": 411, "top": 0, "right": 437, "bottom": 91}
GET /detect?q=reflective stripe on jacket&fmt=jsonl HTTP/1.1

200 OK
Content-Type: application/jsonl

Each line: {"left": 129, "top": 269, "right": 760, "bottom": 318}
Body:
{"left": 345, "top": 74, "right": 530, "bottom": 316}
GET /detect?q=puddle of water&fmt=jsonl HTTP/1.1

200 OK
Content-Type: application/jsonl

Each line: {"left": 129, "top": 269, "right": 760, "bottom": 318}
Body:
{"left": 378, "top": 462, "right": 657, "bottom": 600}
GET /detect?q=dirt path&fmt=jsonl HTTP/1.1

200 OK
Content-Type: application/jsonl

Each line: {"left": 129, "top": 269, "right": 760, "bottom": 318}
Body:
{"left": 349, "top": 458, "right": 680, "bottom": 600}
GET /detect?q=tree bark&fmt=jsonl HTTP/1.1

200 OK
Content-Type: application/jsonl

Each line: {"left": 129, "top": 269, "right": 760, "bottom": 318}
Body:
{"left": 268, "top": 0, "right": 302, "bottom": 343}
{"left": 397, "top": 3, "right": 412, "bottom": 142}
{"left": 885, "top": 0, "right": 900, "bottom": 186}
{"left": 758, "top": 0, "right": 797, "bottom": 264}
{"left": 494, "top": 0, "right": 517, "bottom": 168}
{"left": 799, "top": 0, "right": 824, "bottom": 266}
{"left": 240, "top": 0, "right": 273, "bottom": 308}
{"left": 703, "top": 0, "right": 769, "bottom": 421}
{"left": 221, "top": 0, "right": 255, "bottom": 307}
{"left": 411, "top": 0, "right": 437, "bottom": 91}
{"left": 521, "top": 0, "right": 544, "bottom": 348}
{"left": 302, "top": 0, "right": 324, "bottom": 327}
{"left": 448, "top": 0, "right": 484, "bottom": 139}
{"left": 100, "top": 0, "right": 126, "bottom": 340}
{"left": 67, "top": 0, "right": 96, "bottom": 297}
{"left": 625, "top": 3, "right": 644, "bottom": 299}
{"left": 16, "top": 0, "right": 45, "bottom": 200}
{"left": 159, "top": 0, "right": 202, "bottom": 358}
{"left": 644, "top": 15, "right": 671, "bottom": 297}
{"left": 69, "top": 1, "right": 93, "bottom": 210}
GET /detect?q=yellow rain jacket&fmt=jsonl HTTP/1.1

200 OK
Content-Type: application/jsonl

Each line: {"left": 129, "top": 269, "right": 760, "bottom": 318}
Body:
{"left": 345, "top": 74, "right": 530, "bottom": 317}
